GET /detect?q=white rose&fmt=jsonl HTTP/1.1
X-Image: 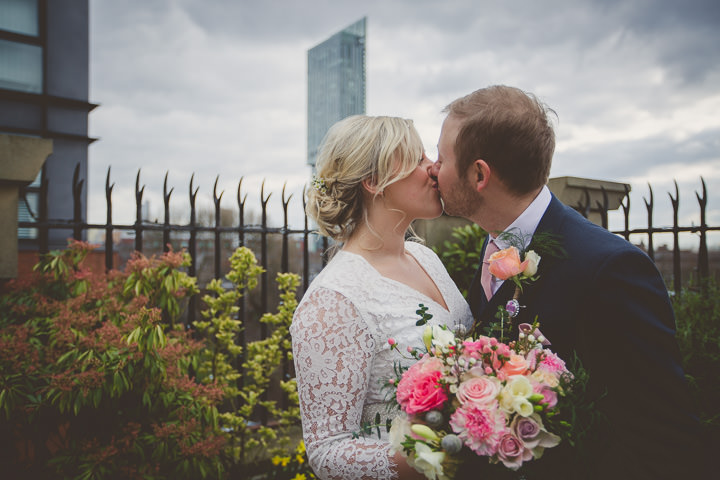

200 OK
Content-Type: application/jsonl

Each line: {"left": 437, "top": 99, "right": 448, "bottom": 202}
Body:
{"left": 512, "top": 397, "right": 535, "bottom": 417}
{"left": 431, "top": 325, "right": 456, "bottom": 349}
{"left": 412, "top": 442, "right": 448, "bottom": 480}
{"left": 499, "top": 376, "right": 534, "bottom": 414}
{"left": 389, "top": 415, "right": 413, "bottom": 455}
{"left": 506, "top": 375, "right": 533, "bottom": 397}
{"left": 522, "top": 250, "right": 541, "bottom": 278}
{"left": 531, "top": 370, "right": 560, "bottom": 388}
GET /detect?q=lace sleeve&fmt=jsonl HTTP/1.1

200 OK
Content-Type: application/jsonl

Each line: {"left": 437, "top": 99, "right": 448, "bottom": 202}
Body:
{"left": 291, "top": 287, "right": 398, "bottom": 480}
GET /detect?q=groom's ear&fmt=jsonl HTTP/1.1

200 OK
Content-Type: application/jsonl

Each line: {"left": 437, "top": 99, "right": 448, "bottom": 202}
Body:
{"left": 471, "top": 159, "right": 491, "bottom": 192}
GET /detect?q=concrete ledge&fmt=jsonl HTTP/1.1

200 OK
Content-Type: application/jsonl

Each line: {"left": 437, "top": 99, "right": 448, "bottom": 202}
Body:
{"left": 0, "top": 134, "right": 53, "bottom": 278}
{"left": 0, "top": 135, "right": 53, "bottom": 185}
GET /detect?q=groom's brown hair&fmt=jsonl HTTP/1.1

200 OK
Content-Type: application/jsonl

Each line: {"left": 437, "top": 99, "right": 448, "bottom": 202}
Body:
{"left": 443, "top": 85, "right": 555, "bottom": 196}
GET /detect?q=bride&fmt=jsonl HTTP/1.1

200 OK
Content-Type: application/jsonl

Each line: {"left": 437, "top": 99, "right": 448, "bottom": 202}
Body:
{"left": 291, "top": 115, "right": 473, "bottom": 479}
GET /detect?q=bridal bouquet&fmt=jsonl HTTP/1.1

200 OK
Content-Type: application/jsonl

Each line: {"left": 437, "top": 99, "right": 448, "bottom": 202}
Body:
{"left": 386, "top": 321, "right": 572, "bottom": 480}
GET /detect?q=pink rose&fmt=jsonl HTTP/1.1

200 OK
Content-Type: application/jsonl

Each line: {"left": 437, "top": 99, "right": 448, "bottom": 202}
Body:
{"left": 449, "top": 404, "right": 506, "bottom": 457}
{"left": 396, "top": 356, "right": 448, "bottom": 415}
{"left": 537, "top": 386, "right": 558, "bottom": 409}
{"left": 488, "top": 247, "right": 528, "bottom": 280}
{"left": 456, "top": 377, "right": 501, "bottom": 407}
{"left": 496, "top": 433, "right": 532, "bottom": 470}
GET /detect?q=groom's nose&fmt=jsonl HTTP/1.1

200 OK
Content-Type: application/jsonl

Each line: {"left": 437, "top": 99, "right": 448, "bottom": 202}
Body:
{"left": 427, "top": 161, "right": 439, "bottom": 180}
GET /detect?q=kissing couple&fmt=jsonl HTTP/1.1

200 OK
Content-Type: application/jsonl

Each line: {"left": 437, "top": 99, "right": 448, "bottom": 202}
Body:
{"left": 290, "top": 85, "right": 703, "bottom": 480}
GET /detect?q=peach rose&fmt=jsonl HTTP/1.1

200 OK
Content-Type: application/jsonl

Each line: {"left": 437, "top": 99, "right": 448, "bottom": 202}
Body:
{"left": 488, "top": 247, "right": 529, "bottom": 280}
{"left": 501, "top": 354, "right": 529, "bottom": 377}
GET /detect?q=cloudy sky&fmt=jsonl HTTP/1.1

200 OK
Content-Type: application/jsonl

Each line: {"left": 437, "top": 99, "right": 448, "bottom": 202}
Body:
{"left": 87, "top": 0, "right": 720, "bottom": 246}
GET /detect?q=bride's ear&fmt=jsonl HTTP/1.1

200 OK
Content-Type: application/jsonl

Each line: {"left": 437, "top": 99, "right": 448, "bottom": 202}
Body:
{"left": 361, "top": 177, "right": 382, "bottom": 195}
{"left": 471, "top": 159, "right": 491, "bottom": 192}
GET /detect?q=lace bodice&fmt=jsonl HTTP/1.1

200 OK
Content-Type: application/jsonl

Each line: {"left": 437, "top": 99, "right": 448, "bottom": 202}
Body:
{"left": 290, "top": 241, "right": 473, "bottom": 479}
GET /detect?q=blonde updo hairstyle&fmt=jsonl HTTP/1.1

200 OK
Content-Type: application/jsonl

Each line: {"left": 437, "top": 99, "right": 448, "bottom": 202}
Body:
{"left": 307, "top": 115, "right": 424, "bottom": 243}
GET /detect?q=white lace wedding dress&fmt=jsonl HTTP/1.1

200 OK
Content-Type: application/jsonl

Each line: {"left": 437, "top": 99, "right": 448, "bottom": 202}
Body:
{"left": 290, "top": 241, "right": 473, "bottom": 479}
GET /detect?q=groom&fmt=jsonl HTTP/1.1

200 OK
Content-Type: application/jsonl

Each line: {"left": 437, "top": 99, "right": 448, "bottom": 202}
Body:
{"left": 429, "top": 85, "right": 704, "bottom": 479}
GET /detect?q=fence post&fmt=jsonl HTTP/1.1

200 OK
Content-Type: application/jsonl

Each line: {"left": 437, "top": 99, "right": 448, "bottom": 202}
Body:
{"left": 669, "top": 181, "right": 681, "bottom": 293}
{"left": 72, "top": 164, "right": 84, "bottom": 241}
{"left": 39, "top": 172, "right": 49, "bottom": 254}
{"left": 621, "top": 185, "right": 630, "bottom": 241}
{"left": 596, "top": 186, "right": 609, "bottom": 229}
{"left": 105, "top": 168, "right": 114, "bottom": 271}
{"left": 213, "top": 177, "right": 223, "bottom": 279}
{"left": 696, "top": 178, "right": 709, "bottom": 284}
{"left": 303, "top": 186, "right": 310, "bottom": 292}
{"left": 163, "top": 173, "right": 173, "bottom": 253}
{"left": 259, "top": 181, "right": 271, "bottom": 426}
{"left": 644, "top": 185, "right": 655, "bottom": 261}
{"left": 134, "top": 171, "right": 144, "bottom": 253}
{"left": 188, "top": 174, "right": 199, "bottom": 326}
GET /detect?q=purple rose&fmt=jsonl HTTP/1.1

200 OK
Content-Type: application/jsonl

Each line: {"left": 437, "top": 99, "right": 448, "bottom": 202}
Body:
{"left": 512, "top": 416, "right": 540, "bottom": 444}
{"left": 496, "top": 433, "right": 528, "bottom": 470}
{"left": 510, "top": 414, "right": 562, "bottom": 454}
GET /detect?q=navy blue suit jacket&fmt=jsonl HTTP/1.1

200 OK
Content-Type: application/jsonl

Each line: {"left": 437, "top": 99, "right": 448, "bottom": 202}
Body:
{"left": 465, "top": 194, "right": 703, "bottom": 479}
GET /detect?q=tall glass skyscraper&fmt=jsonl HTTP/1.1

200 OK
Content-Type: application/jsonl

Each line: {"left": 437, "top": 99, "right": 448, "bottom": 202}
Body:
{"left": 307, "top": 17, "right": 366, "bottom": 168}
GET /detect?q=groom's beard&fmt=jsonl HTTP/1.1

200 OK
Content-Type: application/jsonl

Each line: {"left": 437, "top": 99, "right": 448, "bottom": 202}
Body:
{"left": 440, "top": 180, "right": 482, "bottom": 219}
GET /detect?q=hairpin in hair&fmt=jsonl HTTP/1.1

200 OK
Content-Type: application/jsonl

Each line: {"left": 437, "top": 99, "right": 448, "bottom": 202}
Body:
{"left": 312, "top": 175, "right": 328, "bottom": 195}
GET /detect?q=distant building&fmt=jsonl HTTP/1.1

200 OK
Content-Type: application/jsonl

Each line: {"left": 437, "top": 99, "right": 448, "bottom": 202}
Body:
{"left": 0, "top": 0, "right": 96, "bottom": 250}
{"left": 307, "top": 17, "right": 366, "bottom": 169}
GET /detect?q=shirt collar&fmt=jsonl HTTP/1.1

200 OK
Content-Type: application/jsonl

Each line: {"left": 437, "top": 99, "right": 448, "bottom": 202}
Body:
{"left": 490, "top": 185, "right": 552, "bottom": 251}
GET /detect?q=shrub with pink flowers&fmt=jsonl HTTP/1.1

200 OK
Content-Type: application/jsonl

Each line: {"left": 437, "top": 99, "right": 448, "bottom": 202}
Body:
{"left": 0, "top": 241, "right": 224, "bottom": 479}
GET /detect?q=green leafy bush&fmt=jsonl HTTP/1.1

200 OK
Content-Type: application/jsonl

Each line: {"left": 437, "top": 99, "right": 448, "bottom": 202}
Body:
{"left": 672, "top": 280, "right": 720, "bottom": 437}
{"left": 0, "top": 241, "right": 224, "bottom": 479}
{"left": 431, "top": 223, "right": 486, "bottom": 297}
{"left": 194, "top": 247, "right": 309, "bottom": 475}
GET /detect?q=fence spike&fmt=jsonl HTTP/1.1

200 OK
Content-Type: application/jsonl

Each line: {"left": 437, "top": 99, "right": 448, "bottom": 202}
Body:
{"left": 189, "top": 173, "right": 199, "bottom": 204}
{"left": 213, "top": 176, "right": 224, "bottom": 206}
{"left": 163, "top": 172, "right": 174, "bottom": 203}
{"left": 696, "top": 177, "right": 707, "bottom": 208}
{"left": 105, "top": 166, "right": 114, "bottom": 195}
{"left": 261, "top": 179, "right": 272, "bottom": 207}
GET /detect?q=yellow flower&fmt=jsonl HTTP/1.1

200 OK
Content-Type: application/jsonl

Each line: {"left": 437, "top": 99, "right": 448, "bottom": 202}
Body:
{"left": 296, "top": 454, "right": 305, "bottom": 464}
{"left": 296, "top": 441, "right": 306, "bottom": 454}
{"left": 281, "top": 456, "right": 290, "bottom": 467}
{"left": 271, "top": 455, "right": 283, "bottom": 466}
{"left": 291, "top": 474, "right": 306, "bottom": 480}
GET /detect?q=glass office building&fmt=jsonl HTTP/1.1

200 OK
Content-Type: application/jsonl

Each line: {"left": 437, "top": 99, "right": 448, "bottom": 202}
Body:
{"left": 307, "top": 17, "right": 366, "bottom": 168}
{"left": 0, "top": 0, "right": 96, "bottom": 247}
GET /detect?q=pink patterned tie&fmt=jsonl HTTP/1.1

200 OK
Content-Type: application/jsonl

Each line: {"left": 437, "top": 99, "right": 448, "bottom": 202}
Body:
{"left": 481, "top": 240, "right": 499, "bottom": 300}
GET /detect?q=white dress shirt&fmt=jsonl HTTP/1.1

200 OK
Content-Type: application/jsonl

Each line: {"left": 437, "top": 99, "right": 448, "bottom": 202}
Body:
{"left": 487, "top": 185, "right": 552, "bottom": 295}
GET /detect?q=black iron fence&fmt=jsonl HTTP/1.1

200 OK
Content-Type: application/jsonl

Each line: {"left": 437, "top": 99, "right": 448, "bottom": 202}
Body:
{"left": 576, "top": 178, "right": 718, "bottom": 293}
{"left": 20, "top": 165, "right": 330, "bottom": 326}
{"left": 19, "top": 166, "right": 720, "bottom": 308}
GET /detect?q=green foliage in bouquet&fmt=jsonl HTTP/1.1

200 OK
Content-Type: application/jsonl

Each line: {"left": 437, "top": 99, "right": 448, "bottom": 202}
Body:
{"left": 0, "top": 240, "right": 224, "bottom": 479}
{"left": 672, "top": 279, "right": 720, "bottom": 436}
{"left": 194, "top": 247, "right": 307, "bottom": 472}
{"left": 432, "top": 223, "right": 486, "bottom": 298}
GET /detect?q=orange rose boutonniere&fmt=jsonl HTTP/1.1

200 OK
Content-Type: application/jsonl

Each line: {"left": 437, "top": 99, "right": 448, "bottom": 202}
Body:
{"left": 488, "top": 247, "right": 540, "bottom": 285}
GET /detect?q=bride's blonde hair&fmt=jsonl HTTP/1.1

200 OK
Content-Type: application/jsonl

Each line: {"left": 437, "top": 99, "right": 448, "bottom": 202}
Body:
{"left": 307, "top": 115, "right": 424, "bottom": 242}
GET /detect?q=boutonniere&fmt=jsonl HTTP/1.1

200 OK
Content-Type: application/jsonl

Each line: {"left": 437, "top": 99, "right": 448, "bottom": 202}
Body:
{"left": 480, "top": 231, "right": 564, "bottom": 342}
{"left": 487, "top": 246, "right": 540, "bottom": 292}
